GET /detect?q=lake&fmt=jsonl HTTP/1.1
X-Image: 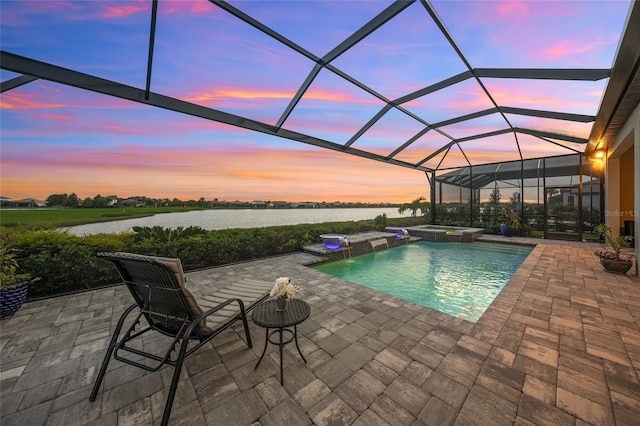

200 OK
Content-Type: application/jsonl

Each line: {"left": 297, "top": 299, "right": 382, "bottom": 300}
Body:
{"left": 64, "top": 207, "right": 406, "bottom": 235}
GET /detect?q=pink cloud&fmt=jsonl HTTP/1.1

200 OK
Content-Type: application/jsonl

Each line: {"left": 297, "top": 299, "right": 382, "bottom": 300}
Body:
{"left": 1, "top": 1, "right": 150, "bottom": 25}
{"left": 445, "top": 84, "right": 497, "bottom": 109}
{"left": 463, "top": 0, "right": 575, "bottom": 26}
{"left": 506, "top": 115, "right": 592, "bottom": 139}
{"left": 482, "top": 81, "right": 602, "bottom": 111}
{"left": 159, "top": 0, "right": 218, "bottom": 15}
{"left": 185, "top": 86, "right": 381, "bottom": 107}
{"left": 496, "top": 1, "right": 531, "bottom": 19}
{"left": 0, "top": 85, "right": 145, "bottom": 112}
{"left": 405, "top": 81, "right": 494, "bottom": 114}
{"left": 100, "top": 4, "right": 147, "bottom": 19}
{"left": 187, "top": 87, "right": 295, "bottom": 104}
{"left": 0, "top": 92, "right": 75, "bottom": 110}
{"left": 1, "top": 83, "right": 257, "bottom": 138}
{"left": 439, "top": 0, "right": 623, "bottom": 68}
{"left": 36, "top": 113, "right": 75, "bottom": 122}
{"left": 545, "top": 36, "right": 612, "bottom": 59}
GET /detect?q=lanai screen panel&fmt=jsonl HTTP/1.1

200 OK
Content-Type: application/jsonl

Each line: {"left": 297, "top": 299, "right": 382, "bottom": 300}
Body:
{"left": 433, "top": 153, "right": 600, "bottom": 232}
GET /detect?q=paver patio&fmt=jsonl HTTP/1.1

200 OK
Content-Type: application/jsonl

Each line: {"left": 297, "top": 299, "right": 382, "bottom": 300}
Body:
{"left": 1, "top": 237, "right": 639, "bottom": 425}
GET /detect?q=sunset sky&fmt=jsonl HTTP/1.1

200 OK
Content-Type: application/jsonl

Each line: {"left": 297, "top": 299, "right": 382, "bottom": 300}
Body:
{"left": 0, "top": 0, "right": 632, "bottom": 203}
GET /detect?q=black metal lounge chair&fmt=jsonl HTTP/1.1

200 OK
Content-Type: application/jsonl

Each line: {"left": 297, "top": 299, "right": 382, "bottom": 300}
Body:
{"left": 89, "top": 252, "right": 272, "bottom": 426}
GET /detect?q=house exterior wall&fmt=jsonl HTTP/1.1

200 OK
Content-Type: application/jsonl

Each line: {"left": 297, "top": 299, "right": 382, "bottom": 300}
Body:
{"left": 606, "top": 101, "right": 640, "bottom": 276}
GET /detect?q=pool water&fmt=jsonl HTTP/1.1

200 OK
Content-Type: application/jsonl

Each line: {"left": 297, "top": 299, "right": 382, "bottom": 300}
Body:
{"left": 313, "top": 241, "right": 532, "bottom": 322}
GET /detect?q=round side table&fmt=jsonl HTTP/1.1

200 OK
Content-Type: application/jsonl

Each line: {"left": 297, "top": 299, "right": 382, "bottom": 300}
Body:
{"left": 252, "top": 299, "right": 310, "bottom": 385}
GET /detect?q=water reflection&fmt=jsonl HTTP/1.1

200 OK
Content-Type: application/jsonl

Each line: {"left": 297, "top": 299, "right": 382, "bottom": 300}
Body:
{"left": 314, "top": 241, "right": 532, "bottom": 322}
{"left": 63, "top": 207, "right": 405, "bottom": 236}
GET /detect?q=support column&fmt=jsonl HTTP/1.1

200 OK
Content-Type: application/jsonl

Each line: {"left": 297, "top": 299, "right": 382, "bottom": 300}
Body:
{"left": 634, "top": 121, "right": 639, "bottom": 277}
{"left": 605, "top": 157, "right": 621, "bottom": 237}
{"left": 428, "top": 171, "right": 436, "bottom": 225}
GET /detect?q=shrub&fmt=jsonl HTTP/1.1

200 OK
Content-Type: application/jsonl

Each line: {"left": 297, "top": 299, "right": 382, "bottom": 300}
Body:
{"left": 8, "top": 229, "right": 126, "bottom": 298}
{"left": 3, "top": 215, "right": 419, "bottom": 300}
{"left": 1, "top": 234, "right": 39, "bottom": 289}
{"left": 375, "top": 213, "right": 388, "bottom": 230}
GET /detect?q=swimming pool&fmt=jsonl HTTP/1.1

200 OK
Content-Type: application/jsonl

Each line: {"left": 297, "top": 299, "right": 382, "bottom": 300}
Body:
{"left": 313, "top": 241, "right": 532, "bottom": 322}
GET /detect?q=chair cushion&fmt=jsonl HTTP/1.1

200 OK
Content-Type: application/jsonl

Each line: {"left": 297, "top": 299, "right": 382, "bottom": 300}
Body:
{"left": 152, "top": 256, "right": 213, "bottom": 334}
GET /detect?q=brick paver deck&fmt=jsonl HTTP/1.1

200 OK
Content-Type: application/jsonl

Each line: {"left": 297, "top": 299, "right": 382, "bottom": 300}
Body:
{"left": 1, "top": 238, "right": 639, "bottom": 425}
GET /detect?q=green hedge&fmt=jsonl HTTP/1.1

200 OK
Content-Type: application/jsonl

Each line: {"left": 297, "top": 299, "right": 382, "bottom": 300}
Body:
{"left": 6, "top": 229, "right": 126, "bottom": 299}
{"left": 4, "top": 215, "right": 428, "bottom": 300}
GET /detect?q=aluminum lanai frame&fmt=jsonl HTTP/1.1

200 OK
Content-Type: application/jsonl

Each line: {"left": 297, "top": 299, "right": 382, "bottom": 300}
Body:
{"left": 1, "top": 0, "right": 636, "bottom": 204}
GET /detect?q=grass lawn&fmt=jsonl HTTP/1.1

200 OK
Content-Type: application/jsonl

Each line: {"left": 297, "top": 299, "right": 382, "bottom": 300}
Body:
{"left": 0, "top": 207, "right": 202, "bottom": 228}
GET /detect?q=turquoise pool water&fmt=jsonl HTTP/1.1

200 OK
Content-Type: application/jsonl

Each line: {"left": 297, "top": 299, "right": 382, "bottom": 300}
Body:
{"left": 313, "top": 241, "right": 532, "bottom": 322}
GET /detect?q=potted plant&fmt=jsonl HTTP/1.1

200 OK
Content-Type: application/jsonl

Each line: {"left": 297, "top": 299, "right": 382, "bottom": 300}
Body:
{"left": 499, "top": 206, "right": 520, "bottom": 237}
{"left": 1, "top": 239, "right": 40, "bottom": 319}
{"left": 594, "top": 224, "right": 634, "bottom": 274}
{"left": 269, "top": 277, "right": 300, "bottom": 312}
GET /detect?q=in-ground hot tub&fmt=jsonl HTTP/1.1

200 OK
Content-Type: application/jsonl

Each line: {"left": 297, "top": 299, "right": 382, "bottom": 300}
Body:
{"left": 319, "top": 234, "right": 349, "bottom": 250}
{"left": 388, "top": 225, "right": 484, "bottom": 243}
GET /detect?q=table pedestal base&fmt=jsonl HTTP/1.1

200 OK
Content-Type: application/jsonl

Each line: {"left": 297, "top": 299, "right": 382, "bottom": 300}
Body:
{"left": 254, "top": 325, "right": 306, "bottom": 385}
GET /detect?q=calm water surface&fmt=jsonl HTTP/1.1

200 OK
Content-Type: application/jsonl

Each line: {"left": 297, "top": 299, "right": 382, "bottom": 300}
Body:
{"left": 64, "top": 207, "right": 405, "bottom": 236}
{"left": 314, "top": 241, "right": 532, "bottom": 322}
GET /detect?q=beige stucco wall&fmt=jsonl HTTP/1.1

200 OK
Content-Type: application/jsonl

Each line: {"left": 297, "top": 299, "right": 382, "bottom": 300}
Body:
{"left": 606, "top": 101, "right": 640, "bottom": 276}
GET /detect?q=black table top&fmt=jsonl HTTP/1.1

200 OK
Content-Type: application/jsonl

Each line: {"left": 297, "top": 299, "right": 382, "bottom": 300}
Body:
{"left": 252, "top": 299, "right": 310, "bottom": 328}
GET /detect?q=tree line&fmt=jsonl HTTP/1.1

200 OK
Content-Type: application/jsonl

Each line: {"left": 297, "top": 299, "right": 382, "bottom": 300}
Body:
{"left": 45, "top": 193, "right": 211, "bottom": 208}
{"left": 43, "top": 193, "right": 400, "bottom": 209}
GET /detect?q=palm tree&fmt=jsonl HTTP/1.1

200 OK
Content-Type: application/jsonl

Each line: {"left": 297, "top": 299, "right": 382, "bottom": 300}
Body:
{"left": 398, "top": 197, "right": 427, "bottom": 219}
